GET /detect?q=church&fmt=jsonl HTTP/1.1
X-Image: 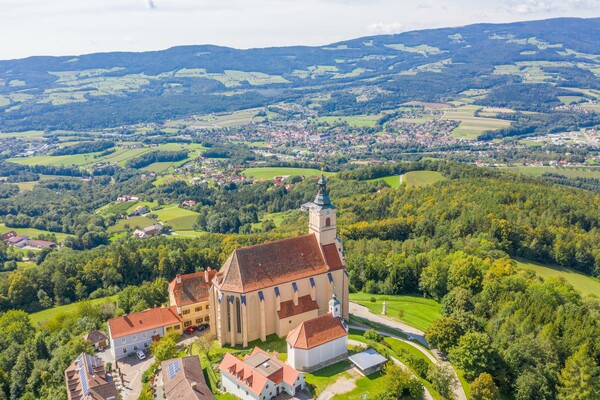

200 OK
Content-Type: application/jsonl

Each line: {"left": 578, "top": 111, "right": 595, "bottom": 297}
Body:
{"left": 208, "top": 175, "right": 349, "bottom": 347}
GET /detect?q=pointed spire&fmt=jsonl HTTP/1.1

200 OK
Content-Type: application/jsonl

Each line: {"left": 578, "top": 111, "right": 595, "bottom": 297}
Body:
{"left": 313, "top": 173, "right": 332, "bottom": 207}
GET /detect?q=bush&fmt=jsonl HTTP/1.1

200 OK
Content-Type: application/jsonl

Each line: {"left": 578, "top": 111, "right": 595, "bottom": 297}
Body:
{"left": 370, "top": 297, "right": 377, "bottom": 303}
{"left": 364, "top": 329, "right": 383, "bottom": 343}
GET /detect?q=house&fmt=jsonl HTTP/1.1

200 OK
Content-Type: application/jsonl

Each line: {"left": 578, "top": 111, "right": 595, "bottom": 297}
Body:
{"left": 182, "top": 200, "right": 196, "bottom": 208}
{"left": 27, "top": 239, "right": 57, "bottom": 249}
{"left": 107, "top": 305, "right": 182, "bottom": 360}
{"left": 133, "top": 224, "right": 163, "bottom": 239}
{"left": 129, "top": 205, "right": 148, "bottom": 217}
{"left": 169, "top": 269, "right": 216, "bottom": 330}
{"left": 219, "top": 347, "right": 305, "bottom": 400}
{"left": 209, "top": 175, "right": 349, "bottom": 347}
{"left": 160, "top": 356, "right": 215, "bottom": 400}
{"left": 286, "top": 294, "right": 348, "bottom": 372}
{"left": 0, "top": 231, "right": 17, "bottom": 242}
{"left": 8, "top": 235, "right": 29, "bottom": 248}
{"left": 64, "top": 353, "right": 117, "bottom": 400}
{"left": 348, "top": 349, "right": 388, "bottom": 376}
{"left": 83, "top": 330, "right": 109, "bottom": 350}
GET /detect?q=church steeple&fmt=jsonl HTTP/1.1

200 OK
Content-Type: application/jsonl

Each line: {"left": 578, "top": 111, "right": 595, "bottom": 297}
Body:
{"left": 301, "top": 174, "right": 337, "bottom": 246}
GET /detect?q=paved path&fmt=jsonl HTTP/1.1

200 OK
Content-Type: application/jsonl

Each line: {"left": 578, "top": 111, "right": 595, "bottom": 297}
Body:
{"left": 349, "top": 302, "right": 467, "bottom": 400}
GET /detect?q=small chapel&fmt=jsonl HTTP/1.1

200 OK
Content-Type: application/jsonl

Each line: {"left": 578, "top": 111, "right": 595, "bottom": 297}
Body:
{"left": 208, "top": 175, "right": 349, "bottom": 347}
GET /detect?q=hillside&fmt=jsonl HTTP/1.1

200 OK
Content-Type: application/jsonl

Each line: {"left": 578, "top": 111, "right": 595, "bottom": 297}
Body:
{"left": 1, "top": 17, "right": 600, "bottom": 131}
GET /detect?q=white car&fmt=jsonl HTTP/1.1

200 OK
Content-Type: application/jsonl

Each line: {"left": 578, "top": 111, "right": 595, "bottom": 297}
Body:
{"left": 136, "top": 350, "right": 146, "bottom": 360}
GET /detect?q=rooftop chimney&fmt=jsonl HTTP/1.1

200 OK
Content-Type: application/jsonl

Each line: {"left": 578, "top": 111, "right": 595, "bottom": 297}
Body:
{"left": 176, "top": 274, "right": 181, "bottom": 284}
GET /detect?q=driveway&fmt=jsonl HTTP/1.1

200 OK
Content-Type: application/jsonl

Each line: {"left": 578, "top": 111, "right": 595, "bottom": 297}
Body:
{"left": 114, "top": 353, "right": 154, "bottom": 400}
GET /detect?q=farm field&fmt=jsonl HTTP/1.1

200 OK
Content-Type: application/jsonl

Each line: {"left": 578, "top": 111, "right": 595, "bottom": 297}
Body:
{"left": 369, "top": 175, "right": 401, "bottom": 188}
{"left": 515, "top": 258, "right": 600, "bottom": 297}
{"left": 107, "top": 216, "right": 155, "bottom": 234}
{"left": 241, "top": 167, "right": 334, "bottom": 179}
{"left": 503, "top": 166, "right": 600, "bottom": 179}
{"left": 15, "top": 181, "right": 38, "bottom": 192}
{"left": 442, "top": 105, "right": 511, "bottom": 139}
{"left": 0, "top": 224, "right": 73, "bottom": 242}
{"left": 29, "top": 296, "right": 118, "bottom": 325}
{"left": 153, "top": 205, "right": 199, "bottom": 230}
{"left": 402, "top": 171, "right": 446, "bottom": 187}
{"left": 140, "top": 161, "right": 174, "bottom": 173}
{"left": 349, "top": 293, "right": 442, "bottom": 332}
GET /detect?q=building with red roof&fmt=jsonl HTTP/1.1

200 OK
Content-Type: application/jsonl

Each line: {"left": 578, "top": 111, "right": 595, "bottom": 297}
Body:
{"left": 107, "top": 305, "right": 182, "bottom": 360}
{"left": 219, "top": 347, "right": 305, "bottom": 399}
{"left": 64, "top": 353, "right": 117, "bottom": 400}
{"left": 168, "top": 269, "right": 216, "bottom": 330}
{"left": 209, "top": 176, "right": 349, "bottom": 347}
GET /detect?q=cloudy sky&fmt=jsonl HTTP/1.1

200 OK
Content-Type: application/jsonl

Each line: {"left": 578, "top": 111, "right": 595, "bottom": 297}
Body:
{"left": 1, "top": 0, "right": 599, "bottom": 60}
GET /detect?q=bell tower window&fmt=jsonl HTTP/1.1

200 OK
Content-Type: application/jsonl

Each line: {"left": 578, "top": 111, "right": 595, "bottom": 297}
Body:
{"left": 325, "top": 217, "right": 331, "bottom": 227}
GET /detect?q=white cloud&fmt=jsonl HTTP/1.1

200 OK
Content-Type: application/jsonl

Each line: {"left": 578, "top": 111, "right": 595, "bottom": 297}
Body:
{"left": 366, "top": 22, "right": 403, "bottom": 34}
{"left": 511, "top": 0, "right": 556, "bottom": 14}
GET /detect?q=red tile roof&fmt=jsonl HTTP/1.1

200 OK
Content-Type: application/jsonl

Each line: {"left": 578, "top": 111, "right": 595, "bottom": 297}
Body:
{"left": 277, "top": 295, "right": 319, "bottom": 319}
{"left": 64, "top": 353, "right": 117, "bottom": 400}
{"left": 108, "top": 306, "right": 181, "bottom": 339}
{"left": 161, "top": 356, "right": 214, "bottom": 400}
{"left": 169, "top": 270, "right": 216, "bottom": 307}
{"left": 286, "top": 314, "right": 348, "bottom": 350}
{"left": 215, "top": 234, "right": 343, "bottom": 293}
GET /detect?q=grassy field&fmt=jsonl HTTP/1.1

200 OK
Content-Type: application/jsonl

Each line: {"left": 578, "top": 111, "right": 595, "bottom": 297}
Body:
{"left": 153, "top": 205, "right": 199, "bottom": 230}
{"left": 29, "top": 295, "right": 118, "bottom": 325}
{"left": 349, "top": 293, "right": 442, "bottom": 332}
{"left": 140, "top": 161, "right": 174, "bottom": 173}
{"left": 443, "top": 105, "right": 511, "bottom": 139}
{"left": 515, "top": 258, "right": 600, "bottom": 297}
{"left": 369, "top": 175, "right": 402, "bottom": 188}
{"left": 242, "top": 167, "right": 334, "bottom": 180}
{"left": 107, "top": 216, "right": 155, "bottom": 234}
{"left": 15, "top": 181, "right": 38, "bottom": 192}
{"left": 0, "top": 224, "right": 72, "bottom": 242}
{"left": 503, "top": 166, "right": 600, "bottom": 179}
{"left": 402, "top": 171, "right": 446, "bottom": 187}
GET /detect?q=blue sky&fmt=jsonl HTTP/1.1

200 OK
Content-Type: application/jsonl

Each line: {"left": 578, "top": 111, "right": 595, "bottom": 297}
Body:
{"left": 0, "top": 0, "right": 598, "bottom": 59}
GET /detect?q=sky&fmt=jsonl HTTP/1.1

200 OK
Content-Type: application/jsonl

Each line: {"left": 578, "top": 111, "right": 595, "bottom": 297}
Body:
{"left": 0, "top": 0, "right": 599, "bottom": 60}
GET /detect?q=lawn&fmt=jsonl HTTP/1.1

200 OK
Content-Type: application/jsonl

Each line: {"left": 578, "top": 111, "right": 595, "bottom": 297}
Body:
{"left": 29, "top": 295, "right": 118, "bottom": 325}
{"left": 107, "top": 216, "right": 155, "bottom": 234}
{"left": 515, "top": 258, "right": 600, "bottom": 297}
{"left": 153, "top": 205, "right": 199, "bottom": 230}
{"left": 304, "top": 360, "right": 353, "bottom": 395}
{"left": 241, "top": 167, "right": 334, "bottom": 180}
{"left": 0, "top": 224, "right": 73, "bottom": 243}
{"left": 369, "top": 175, "right": 401, "bottom": 188}
{"left": 402, "top": 171, "right": 446, "bottom": 187}
{"left": 349, "top": 293, "right": 442, "bottom": 332}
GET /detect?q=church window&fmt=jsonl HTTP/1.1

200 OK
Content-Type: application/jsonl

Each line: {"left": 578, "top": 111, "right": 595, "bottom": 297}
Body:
{"left": 326, "top": 217, "right": 331, "bottom": 227}
{"left": 227, "top": 298, "right": 231, "bottom": 332}
{"left": 236, "top": 298, "right": 242, "bottom": 334}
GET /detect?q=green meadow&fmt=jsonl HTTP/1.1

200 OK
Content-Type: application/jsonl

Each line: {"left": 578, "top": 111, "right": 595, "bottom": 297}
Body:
{"left": 516, "top": 258, "right": 600, "bottom": 297}
{"left": 242, "top": 167, "right": 334, "bottom": 180}
{"left": 0, "top": 224, "right": 73, "bottom": 243}
{"left": 402, "top": 171, "right": 446, "bottom": 187}
{"left": 29, "top": 296, "right": 118, "bottom": 325}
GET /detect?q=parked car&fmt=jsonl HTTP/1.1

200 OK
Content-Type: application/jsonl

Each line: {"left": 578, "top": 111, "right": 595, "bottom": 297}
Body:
{"left": 136, "top": 350, "right": 146, "bottom": 360}
{"left": 198, "top": 324, "right": 209, "bottom": 332}
{"left": 185, "top": 325, "right": 198, "bottom": 334}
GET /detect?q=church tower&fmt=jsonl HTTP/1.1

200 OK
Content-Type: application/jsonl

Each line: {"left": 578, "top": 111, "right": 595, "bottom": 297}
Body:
{"left": 304, "top": 174, "right": 337, "bottom": 246}
{"left": 329, "top": 292, "right": 341, "bottom": 318}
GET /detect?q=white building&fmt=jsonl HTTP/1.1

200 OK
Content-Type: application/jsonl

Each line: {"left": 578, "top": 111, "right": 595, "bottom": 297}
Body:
{"left": 286, "top": 294, "right": 348, "bottom": 372}
{"left": 107, "top": 306, "right": 182, "bottom": 360}
{"left": 219, "top": 347, "right": 305, "bottom": 400}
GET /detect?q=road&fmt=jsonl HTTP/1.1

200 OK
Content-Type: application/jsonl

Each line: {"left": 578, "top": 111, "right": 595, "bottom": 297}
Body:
{"left": 349, "top": 302, "right": 467, "bottom": 400}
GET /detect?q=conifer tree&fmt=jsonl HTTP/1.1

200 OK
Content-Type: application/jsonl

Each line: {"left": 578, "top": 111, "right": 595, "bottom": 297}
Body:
{"left": 557, "top": 344, "right": 600, "bottom": 400}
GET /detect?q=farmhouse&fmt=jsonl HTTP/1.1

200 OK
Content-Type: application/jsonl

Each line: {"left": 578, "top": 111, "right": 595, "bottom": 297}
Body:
{"left": 0, "top": 231, "right": 17, "bottom": 242}
{"left": 107, "top": 305, "right": 182, "bottom": 360}
{"left": 286, "top": 294, "right": 348, "bottom": 372}
{"left": 64, "top": 353, "right": 117, "bottom": 400}
{"left": 168, "top": 269, "right": 216, "bottom": 329}
{"left": 133, "top": 224, "right": 163, "bottom": 239}
{"left": 209, "top": 175, "right": 349, "bottom": 347}
{"left": 83, "top": 330, "right": 109, "bottom": 350}
{"left": 219, "top": 347, "right": 305, "bottom": 399}
{"left": 27, "top": 239, "right": 57, "bottom": 249}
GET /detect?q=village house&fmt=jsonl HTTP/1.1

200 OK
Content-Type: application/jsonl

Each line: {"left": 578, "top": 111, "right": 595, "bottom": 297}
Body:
{"left": 27, "top": 239, "right": 57, "bottom": 249}
{"left": 8, "top": 235, "right": 29, "bottom": 248}
{"left": 107, "top": 305, "right": 182, "bottom": 360}
{"left": 219, "top": 347, "right": 305, "bottom": 399}
{"left": 133, "top": 224, "right": 163, "bottom": 239}
{"left": 160, "top": 356, "right": 215, "bottom": 400}
{"left": 182, "top": 200, "right": 196, "bottom": 208}
{"left": 209, "top": 175, "right": 349, "bottom": 347}
{"left": 168, "top": 269, "right": 216, "bottom": 329}
{"left": 129, "top": 205, "right": 148, "bottom": 217}
{"left": 64, "top": 353, "right": 117, "bottom": 400}
{"left": 0, "top": 231, "right": 17, "bottom": 242}
{"left": 83, "top": 330, "right": 109, "bottom": 351}
{"left": 286, "top": 294, "right": 348, "bottom": 372}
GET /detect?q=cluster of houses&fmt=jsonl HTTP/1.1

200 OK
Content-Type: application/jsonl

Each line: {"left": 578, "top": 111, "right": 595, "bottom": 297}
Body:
{"left": 1, "top": 231, "right": 57, "bottom": 249}
{"left": 66, "top": 176, "right": 388, "bottom": 399}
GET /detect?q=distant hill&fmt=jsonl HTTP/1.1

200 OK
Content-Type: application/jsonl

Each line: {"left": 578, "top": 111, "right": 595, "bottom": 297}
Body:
{"left": 1, "top": 17, "right": 599, "bottom": 131}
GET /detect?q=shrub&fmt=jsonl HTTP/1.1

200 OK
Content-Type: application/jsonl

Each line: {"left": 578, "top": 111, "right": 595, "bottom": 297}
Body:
{"left": 364, "top": 329, "right": 383, "bottom": 343}
{"left": 370, "top": 297, "right": 377, "bottom": 303}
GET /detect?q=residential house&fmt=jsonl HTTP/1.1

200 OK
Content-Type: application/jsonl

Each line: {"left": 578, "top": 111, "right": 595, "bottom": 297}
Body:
{"left": 168, "top": 269, "right": 216, "bottom": 329}
{"left": 209, "top": 176, "right": 349, "bottom": 347}
{"left": 8, "top": 235, "right": 29, "bottom": 248}
{"left": 28, "top": 239, "right": 57, "bottom": 249}
{"left": 129, "top": 205, "right": 148, "bottom": 217}
{"left": 83, "top": 330, "right": 109, "bottom": 350}
{"left": 182, "top": 200, "right": 196, "bottom": 208}
{"left": 160, "top": 356, "right": 215, "bottom": 400}
{"left": 133, "top": 224, "right": 163, "bottom": 239}
{"left": 64, "top": 353, "right": 117, "bottom": 400}
{"left": 0, "top": 231, "right": 17, "bottom": 242}
{"left": 286, "top": 294, "right": 348, "bottom": 372}
{"left": 219, "top": 347, "right": 305, "bottom": 400}
{"left": 107, "top": 305, "right": 182, "bottom": 360}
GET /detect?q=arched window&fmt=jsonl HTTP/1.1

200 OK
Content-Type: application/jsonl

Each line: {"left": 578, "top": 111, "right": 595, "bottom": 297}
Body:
{"left": 325, "top": 217, "right": 331, "bottom": 227}
{"left": 236, "top": 298, "right": 242, "bottom": 334}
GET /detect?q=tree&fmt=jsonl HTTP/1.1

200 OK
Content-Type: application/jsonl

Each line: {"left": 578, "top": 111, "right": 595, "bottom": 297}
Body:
{"left": 449, "top": 332, "right": 496, "bottom": 381}
{"left": 427, "top": 364, "right": 457, "bottom": 400}
{"left": 380, "top": 362, "right": 423, "bottom": 399}
{"left": 557, "top": 344, "right": 600, "bottom": 400}
{"left": 150, "top": 334, "right": 179, "bottom": 363}
{"left": 425, "top": 317, "right": 464, "bottom": 354}
{"left": 470, "top": 372, "right": 500, "bottom": 400}
{"left": 194, "top": 333, "right": 216, "bottom": 362}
